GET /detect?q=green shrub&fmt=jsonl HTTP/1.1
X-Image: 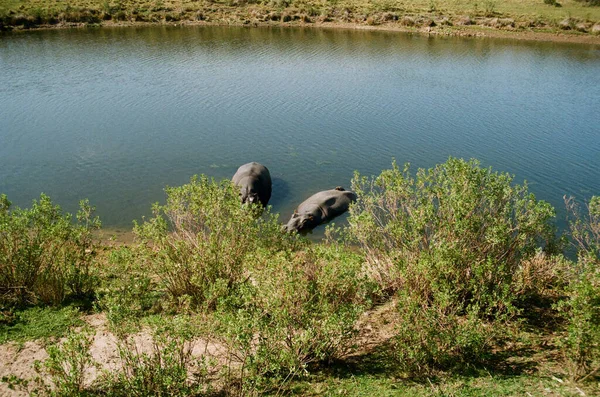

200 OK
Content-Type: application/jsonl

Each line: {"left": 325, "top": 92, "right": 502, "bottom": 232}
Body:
{"left": 100, "top": 316, "right": 212, "bottom": 397}
{"left": 348, "top": 158, "right": 555, "bottom": 313}
{"left": 34, "top": 326, "right": 97, "bottom": 397}
{"left": 134, "top": 175, "right": 284, "bottom": 311}
{"left": 96, "top": 246, "right": 163, "bottom": 336}
{"left": 393, "top": 291, "right": 494, "bottom": 372}
{"left": 347, "top": 158, "right": 555, "bottom": 372}
{"left": 557, "top": 196, "right": 600, "bottom": 381}
{"left": 0, "top": 194, "right": 100, "bottom": 308}
{"left": 216, "top": 244, "right": 372, "bottom": 395}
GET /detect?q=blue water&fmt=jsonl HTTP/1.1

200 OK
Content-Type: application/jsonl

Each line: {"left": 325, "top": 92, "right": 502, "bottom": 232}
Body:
{"left": 0, "top": 26, "right": 599, "bottom": 233}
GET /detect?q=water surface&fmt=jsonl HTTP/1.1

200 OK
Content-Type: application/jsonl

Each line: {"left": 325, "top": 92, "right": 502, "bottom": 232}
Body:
{"left": 1, "top": 26, "right": 599, "bottom": 232}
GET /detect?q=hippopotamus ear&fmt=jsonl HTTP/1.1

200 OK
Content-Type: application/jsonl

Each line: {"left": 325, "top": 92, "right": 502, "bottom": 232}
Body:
{"left": 335, "top": 186, "right": 345, "bottom": 191}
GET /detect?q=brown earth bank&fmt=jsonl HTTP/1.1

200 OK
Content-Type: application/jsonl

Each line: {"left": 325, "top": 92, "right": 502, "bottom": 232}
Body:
{"left": 2, "top": 18, "right": 600, "bottom": 45}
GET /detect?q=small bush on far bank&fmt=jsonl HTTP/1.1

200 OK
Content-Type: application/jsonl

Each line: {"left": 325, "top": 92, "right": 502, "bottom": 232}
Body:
{"left": 0, "top": 194, "right": 100, "bottom": 308}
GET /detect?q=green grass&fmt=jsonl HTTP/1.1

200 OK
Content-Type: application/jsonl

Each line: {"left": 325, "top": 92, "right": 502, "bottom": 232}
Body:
{"left": 1, "top": 0, "right": 599, "bottom": 36}
{"left": 0, "top": 306, "right": 84, "bottom": 344}
{"left": 284, "top": 337, "right": 600, "bottom": 396}
{"left": 295, "top": 373, "right": 599, "bottom": 396}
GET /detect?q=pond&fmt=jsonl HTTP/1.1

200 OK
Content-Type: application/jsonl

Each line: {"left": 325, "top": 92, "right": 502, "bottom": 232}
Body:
{"left": 1, "top": 26, "right": 599, "bottom": 234}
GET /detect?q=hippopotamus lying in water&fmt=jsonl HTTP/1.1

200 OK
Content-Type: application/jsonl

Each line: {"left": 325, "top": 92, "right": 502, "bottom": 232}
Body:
{"left": 232, "top": 162, "right": 272, "bottom": 207}
{"left": 285, "top": 187, "right": 357, "bottom": 234}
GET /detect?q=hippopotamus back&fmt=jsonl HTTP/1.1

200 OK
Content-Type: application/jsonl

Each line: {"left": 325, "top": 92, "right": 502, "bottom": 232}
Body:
{"left": 285, "top": 187, "right": 357, "bottom": 234}
{"left": 232, "top": 162, "right": 272, "bottom": 207}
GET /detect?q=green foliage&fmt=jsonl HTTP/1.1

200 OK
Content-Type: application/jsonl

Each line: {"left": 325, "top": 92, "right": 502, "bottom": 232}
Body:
{"left": 100, "top": 316, "right": 211, "bottom": 397}
{"left": 349, "top": 158, "right": 555, "bottom": 313}
{"left": 557, "top": 196, "right": 600, "bottom": 381}
{"left": 393, "top": 293, "right": 495, "bottom": 372}
{"left": 348, "top": 158, "right": 556, "bottom": 372}
{"left": 0, "top": 194, "right": 100, "bottom": 307}
{"left": 484, "top": 0, "right": 496, "bottom": 15}
{"left": 96, "top": 246, "right": 163, "bottom": 336}
{"left": 34, "top": 327, "right": 97, "bottom": 397}
{"left": 134, "top": 175, "right": 285, "bottom": 311}
{"left": 216, "top": 244, "right": 373, "bottom": 395}
{"left": 0, "top": 306, "right": 83, "bottom": 344}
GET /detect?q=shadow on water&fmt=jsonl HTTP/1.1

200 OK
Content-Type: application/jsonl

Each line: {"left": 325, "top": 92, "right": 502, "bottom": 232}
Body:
{"left": 269, "top": 176, "right": 291, "bottom": 208}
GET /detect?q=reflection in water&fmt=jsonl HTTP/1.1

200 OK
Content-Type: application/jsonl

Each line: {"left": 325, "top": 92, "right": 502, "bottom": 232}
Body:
{"left": 0, "top": 26, "right": 599, "bottom": 234}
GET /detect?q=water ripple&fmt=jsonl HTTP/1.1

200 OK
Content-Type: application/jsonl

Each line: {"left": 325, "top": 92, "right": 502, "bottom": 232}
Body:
{"left": 0, "top": 27, "right": 599, "bottom": 228}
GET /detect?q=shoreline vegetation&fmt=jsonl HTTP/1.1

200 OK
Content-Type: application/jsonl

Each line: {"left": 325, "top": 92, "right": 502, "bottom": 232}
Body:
{"left": 1, "top": 0, "right": 600, "bottom": 44}
{"left": 1, "top": 158, "right": 599, "bottom": 396}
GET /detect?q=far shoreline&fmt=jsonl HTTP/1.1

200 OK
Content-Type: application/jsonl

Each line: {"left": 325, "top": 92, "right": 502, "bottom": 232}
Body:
{"left": 3, "top": 19, "right": 600, "bottom": 46}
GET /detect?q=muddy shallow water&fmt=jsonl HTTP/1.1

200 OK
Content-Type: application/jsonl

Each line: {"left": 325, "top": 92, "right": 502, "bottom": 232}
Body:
{"left": 1, "top": 26, "right": 599, "bottom": 233}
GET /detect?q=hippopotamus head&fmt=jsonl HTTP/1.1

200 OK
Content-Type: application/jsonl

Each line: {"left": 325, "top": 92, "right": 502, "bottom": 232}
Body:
{"left": 284, "top": 212, "right": 316, "bottom": 234}
{"left": 240, "top": 186, "right": 260, "bottom": 205}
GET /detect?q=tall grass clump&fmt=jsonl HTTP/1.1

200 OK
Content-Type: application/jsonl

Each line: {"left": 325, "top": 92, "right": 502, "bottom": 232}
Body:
{"left": 557, "top": 196, "right": 600, "bottom": 381}
{"left": 134, "top": 175, "right": 283, "bottom": 311}
{"left": 0, "top": 194, "right": 100, "bottom": 308}
{"left": 347, "top": 158, "right": 556, "bottom": 371}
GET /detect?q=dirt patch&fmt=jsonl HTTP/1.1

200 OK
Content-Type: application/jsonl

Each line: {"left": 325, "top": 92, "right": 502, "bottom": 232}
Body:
{"left": 353, "top": 299, "right": 399, "bottom": 356}
{"left": 0, "top": 341, "right": 48, "bottom": 397}
{"left": 0, "top": 313, "right": 230, "bottom": 395}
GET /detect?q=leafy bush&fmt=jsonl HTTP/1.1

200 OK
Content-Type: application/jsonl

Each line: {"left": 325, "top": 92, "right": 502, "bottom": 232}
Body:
{"left": 347, "top": 158, "right": 556, "bottom": 371}
{"left": 134, "top": 175, "right": 284, "bottom": 311}
{"left": 0, "top": 194, "right": 100, "bottom": 307}
{"left": 101, "top": 317, "right": 212, "bottom": 397}
{"left": 348, "top": 158, "right": 556, "bottom": 313}
{"left": 27, "top": 317, "right": 211, "bottom": 397}
{"left": 393, "top": 291, "right": 494, "bottom": 372}
{"left": 216, "top": 244, "right": 373, "bottom": 395}
{"left": 96, "top": 246, "right": 163, "bottom": 336}
{"left": 31, "top": 327, "right": 97, "bottom": 397}
{"left": 557, "top": 196, "right": 600, "bottom": 381}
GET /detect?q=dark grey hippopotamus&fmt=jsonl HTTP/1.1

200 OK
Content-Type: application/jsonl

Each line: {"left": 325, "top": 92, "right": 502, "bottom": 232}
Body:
{"left": 232, "top": 162, "right": 272, "bottom": 207}
{"left": 285, "top": 187, "right": 357, "bottom": 234}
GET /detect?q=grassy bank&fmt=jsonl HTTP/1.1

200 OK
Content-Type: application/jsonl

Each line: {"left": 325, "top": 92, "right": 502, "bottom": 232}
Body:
{"left": 1, "top": 158, "right": 599, "bottom": 396}
{"left": 1, "top": 0, "right": 600, "bottom": 42}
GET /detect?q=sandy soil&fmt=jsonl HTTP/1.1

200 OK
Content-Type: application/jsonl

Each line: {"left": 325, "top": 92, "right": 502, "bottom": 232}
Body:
{"left": 0, "top": 301, "right": 398, "bottom": 396}
{"left": 0, "top": 313, "right": 228, "bottom": 396}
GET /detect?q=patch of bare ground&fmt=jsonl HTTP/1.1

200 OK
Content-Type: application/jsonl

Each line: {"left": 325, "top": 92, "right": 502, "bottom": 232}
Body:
{"left": 0, "top": 341, "right": 47, "bottom": 397}
{"left": 0, "top": 313, "right": 231, "bottom": 396}
{"left": 353, "top": 299, "right": 399, "bottom": 357}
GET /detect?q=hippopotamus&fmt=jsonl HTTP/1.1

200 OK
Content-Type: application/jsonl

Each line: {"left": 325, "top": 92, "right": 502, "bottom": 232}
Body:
{"left": 285, "top": 187, "right": 357, "bottom": 234}
{"left": 232, "top": 162, "right": 272, "bottom": 207}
